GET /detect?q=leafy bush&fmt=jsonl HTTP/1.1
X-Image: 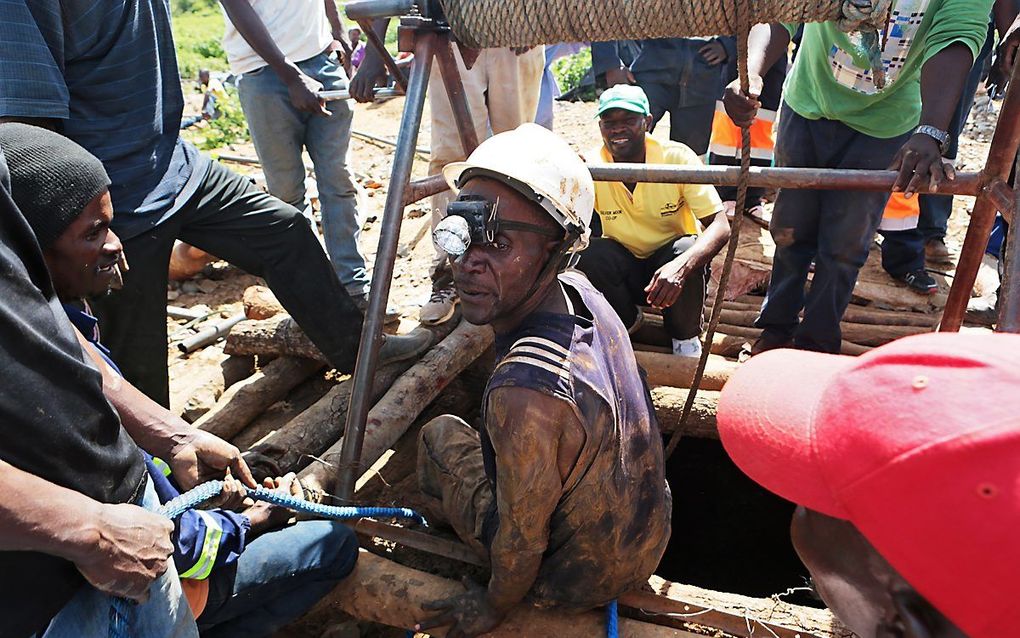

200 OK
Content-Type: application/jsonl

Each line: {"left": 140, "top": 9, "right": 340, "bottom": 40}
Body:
{"left": 552, "top": 48, "right": 595, "bottom": 102}
{"left": 195, "top": 86, "right": 250, "bottom": 150}
{"left": 173, "top": 8, "right": 229, "bottom": 79}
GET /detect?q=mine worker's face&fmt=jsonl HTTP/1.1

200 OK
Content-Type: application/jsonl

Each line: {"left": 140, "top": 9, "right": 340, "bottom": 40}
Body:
{"left": 599, "top": 108, "right": 651, "bottom": 161}
{"left": 45, "top": 190, "right": 124, "bottom": 300}
{"left": 790, "top": 507, "right": 964, "bottom": 638}
{"left": 450, "top": 177, "right": 560, "bottom": 326}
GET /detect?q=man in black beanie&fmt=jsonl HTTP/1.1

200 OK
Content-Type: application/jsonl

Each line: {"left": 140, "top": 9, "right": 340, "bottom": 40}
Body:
{"left": 0, "top": 127, "right": 201, "bottom": 637}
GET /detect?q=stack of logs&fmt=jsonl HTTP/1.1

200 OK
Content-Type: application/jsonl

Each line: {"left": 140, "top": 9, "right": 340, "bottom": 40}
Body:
{"left": 181, "top": 285, "right": 740, "bottom": 496}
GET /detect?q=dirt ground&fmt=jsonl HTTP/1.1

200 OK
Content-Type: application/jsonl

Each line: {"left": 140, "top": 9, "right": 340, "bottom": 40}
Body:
{"left": 167, "top": 87, "right": 1000, "bottom": 637}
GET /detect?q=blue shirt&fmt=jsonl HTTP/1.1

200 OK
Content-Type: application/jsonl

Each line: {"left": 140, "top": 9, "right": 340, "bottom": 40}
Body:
{"left": 0, "top": 0, "right": 209, "bottom": 239}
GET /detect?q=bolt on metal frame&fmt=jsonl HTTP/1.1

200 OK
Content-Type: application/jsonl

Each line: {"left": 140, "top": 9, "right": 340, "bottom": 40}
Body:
{"left": 336, "top": 0, "right": 1020, "bottom": 501}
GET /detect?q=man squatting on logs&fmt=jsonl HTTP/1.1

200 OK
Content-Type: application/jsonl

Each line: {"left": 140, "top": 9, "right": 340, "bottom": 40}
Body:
{"left": 414, "top": 124, "right": 672, "bottom": 637}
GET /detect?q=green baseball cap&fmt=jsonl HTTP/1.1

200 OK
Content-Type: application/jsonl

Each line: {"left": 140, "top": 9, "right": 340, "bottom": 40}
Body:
{"left": 596, "top": 84, "right": 651, "bottom": 118}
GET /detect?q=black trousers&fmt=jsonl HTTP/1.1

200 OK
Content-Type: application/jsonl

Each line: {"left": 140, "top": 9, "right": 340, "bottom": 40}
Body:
{"left": 92, "top": 160, "right": 363, "bottom": 406}
{"left": 577, "top": 236, "right": 707, "bottom": 340}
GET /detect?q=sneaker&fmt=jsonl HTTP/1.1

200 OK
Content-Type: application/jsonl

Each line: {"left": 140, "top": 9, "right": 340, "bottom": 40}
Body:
{"left": 671, "top": 336, "right": 703, "bottom": 358}
{"left": 895, "top": 269, "right": 938, "bottom": 295}
{"left": 352, "top": 293, "right": 401, "bottom": 326}
{"left": 924, "top": 238, "right": 952, "bottom": 264}
{"left": 377, "top": 329, "right": 433, "bottom": 366}
{"left": 420, "top": 284, "right": 459, "bottom": 325}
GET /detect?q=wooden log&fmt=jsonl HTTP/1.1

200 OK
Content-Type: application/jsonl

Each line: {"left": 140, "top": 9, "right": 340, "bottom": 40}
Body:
{"left": 170, "top": 354, "right": 255, "bottom": 421}
{"left": 224, "top": 314, "right": 327, "bottom": 362}
{"left": 232, "top": 373, "right": 335, "bottom": 450}
{"left": 299, "top": 322, "right": 494, "bottom": 495}
{"left": 651, "top": 387, "right": 718, "bottom": 439}
{"left": 621, "top": 575, "right": 849, "bottom": 638}
{"left": 634, "top": 351, "right": 737, "bottom": 390}
{"left": 716, "top": 305, "right": 936, "bottom": 329}
{"left": 316, "top": 551, "right": 840, "bottom": 638}
{"left": 194, "top": 356, "right": 324, "bottom": 440}
{"left": 250, "top": 320, "right": 462, "bottom": 476}
{"left": 316, "top": 550, "right": 700, "bottom": 638}
{"left": 242, "top": 285, "right": 285, "bottom": 320}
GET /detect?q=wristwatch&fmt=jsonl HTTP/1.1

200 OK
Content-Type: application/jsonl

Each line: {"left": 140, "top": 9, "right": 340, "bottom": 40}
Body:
{"left": 913, "top": 125, "right": 950, "bottom": 154}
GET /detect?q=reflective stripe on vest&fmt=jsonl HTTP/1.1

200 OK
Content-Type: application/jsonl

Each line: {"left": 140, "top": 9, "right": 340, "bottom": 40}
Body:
{"left": 878, "top": 192, "right": 920, "bottom": 231}
{"left": 178, "top": 510, "right": 223, "bottom": 580}
{"left": 709, "top": 101, "right": 777, "bottom": 161}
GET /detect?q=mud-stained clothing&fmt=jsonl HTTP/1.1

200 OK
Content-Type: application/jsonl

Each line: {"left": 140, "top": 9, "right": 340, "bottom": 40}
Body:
{"left": 419, "top": 270, "right": 671, "bottom": 610}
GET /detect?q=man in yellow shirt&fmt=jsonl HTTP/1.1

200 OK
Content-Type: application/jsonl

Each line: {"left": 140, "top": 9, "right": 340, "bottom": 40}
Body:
{"left": 578, "top": 85, "right": 730, "bottom": 357}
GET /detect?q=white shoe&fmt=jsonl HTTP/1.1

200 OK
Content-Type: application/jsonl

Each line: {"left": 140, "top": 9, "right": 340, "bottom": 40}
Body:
{"left": 420, "top": 285, "right": 459, "bottom": 325}
{"left": 672, "top": 336, "right": 703, "bottom": 358}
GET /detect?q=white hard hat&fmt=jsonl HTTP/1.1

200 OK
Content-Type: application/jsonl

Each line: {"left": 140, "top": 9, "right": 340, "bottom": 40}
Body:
{"left": 443, "top": 123, "right": 595, "bottom": 252}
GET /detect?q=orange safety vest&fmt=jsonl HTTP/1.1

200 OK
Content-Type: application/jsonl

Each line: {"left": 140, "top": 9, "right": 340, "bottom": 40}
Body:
{"left": 878, "top": 191, "right": 920, "bottom": 231}
{"left": 708, "top": 100, "right": 777, "bottom": 162}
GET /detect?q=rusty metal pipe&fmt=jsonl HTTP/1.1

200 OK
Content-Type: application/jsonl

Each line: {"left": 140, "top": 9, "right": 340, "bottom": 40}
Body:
{"left": 588, "top": 165, "right": 986, "bottom": 195}
{"left": 402, "top": 166, "right": 988, "bottom": 209}
{"left": 335, "top": 32, "right": 437, "bottom": 501}
{"left": 345, "top": 0, "right": 415, "bottom": 20}
{"left": 942, "top": 62, "right": 1020, "bottom": 331}
{"left": 435, "top": 37, "right": 481, "bottom": 157}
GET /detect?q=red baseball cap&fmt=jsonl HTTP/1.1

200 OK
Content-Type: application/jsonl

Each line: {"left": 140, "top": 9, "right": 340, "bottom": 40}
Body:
{"left": 717, "top": 332, "right": 1020, "bottom": 638}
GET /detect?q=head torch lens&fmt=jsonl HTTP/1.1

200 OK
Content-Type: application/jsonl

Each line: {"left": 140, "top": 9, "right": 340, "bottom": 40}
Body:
{"left": 433, "top": 214, "right": 473, "bottom": 257}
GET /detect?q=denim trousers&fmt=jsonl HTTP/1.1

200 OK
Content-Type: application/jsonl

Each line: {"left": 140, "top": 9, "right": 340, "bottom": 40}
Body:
{"left": 577, "top": 236, "right": 707, "bottom": 340}
{"left": 237, "top": 51, "right": 369, "bottom": 296}
{"left": 39, "top": 479, "right": 199, "bottom": 638}
{"left": 197, "top": 521, "right": 358, "bottom": 638}
{"left": 758, "top": 104, "right": 909, "bottom": 353}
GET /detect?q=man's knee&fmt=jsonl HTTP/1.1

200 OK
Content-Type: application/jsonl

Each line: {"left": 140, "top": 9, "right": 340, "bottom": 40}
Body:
{"left": 418, "top": 415, "right": 475, "bottom": 497}
{"left": 318, "top": 522, "right": 359, "bottom": 582}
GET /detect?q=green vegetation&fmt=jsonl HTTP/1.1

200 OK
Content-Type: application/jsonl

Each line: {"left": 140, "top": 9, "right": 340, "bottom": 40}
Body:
{"left": 553, "top": 49, "right": 595, "bottom": 102}
{"left": 194, "top": 86, "right": 250, "bottom": 150}
{"left": 172, "top": 2, "right": 228, "bottom": 79}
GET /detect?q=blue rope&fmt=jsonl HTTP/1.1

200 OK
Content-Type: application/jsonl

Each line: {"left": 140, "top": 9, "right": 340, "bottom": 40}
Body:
{"left": 111, "top": 479, "right": 427, "bottom": 638}
{"left": 607, "top": 599, "right": 618, "bottom": 638}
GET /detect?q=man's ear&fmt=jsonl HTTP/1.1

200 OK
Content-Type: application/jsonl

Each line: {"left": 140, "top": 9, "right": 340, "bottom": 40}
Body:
{"left": 643, "top": 115, "right": 654, "bottom": 130}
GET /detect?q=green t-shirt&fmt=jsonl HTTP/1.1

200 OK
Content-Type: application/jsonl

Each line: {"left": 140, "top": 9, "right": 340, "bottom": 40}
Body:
{"left": 783, "top": 0, "right": 992, "bottom": 138}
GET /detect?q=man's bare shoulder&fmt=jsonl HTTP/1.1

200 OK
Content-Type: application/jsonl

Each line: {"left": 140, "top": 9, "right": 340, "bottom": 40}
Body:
{"left": 486, "top": 385, "right": 578, "bottom": 440}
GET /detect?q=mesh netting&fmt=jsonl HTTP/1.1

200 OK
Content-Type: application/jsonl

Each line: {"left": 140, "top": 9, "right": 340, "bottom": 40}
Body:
{"left": 437, "top": 0, "right": 890, "bottom": 48}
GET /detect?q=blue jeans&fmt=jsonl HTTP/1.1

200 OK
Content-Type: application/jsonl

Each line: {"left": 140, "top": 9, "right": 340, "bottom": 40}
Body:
{"left": 758, "top": 104, "right": 909, "bottom": 353}
{"left": 237, "top": 51, "right": 369, "bottom": 296}
{"left": 40, "top": 480, "right": 198, "bottom": 638}
{"left": 196, "top": 521, "right": 358, "bottom": 638}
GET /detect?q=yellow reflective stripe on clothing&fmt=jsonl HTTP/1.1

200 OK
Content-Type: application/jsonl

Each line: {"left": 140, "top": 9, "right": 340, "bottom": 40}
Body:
{"left": 179, "top": 510, "right": 222, "bottom": 580}
{"left": 152, "top": 457, "right": 172, "bottom": 477}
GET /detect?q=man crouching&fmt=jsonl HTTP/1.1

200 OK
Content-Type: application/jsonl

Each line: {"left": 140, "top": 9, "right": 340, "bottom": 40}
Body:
{"left": 415, "top": 124, "right": 672, "bottom": 637}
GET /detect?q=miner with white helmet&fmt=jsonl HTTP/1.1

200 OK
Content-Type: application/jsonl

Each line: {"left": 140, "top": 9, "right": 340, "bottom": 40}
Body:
{"left": 415, "top": 124, "right": 672, "bottom": 637}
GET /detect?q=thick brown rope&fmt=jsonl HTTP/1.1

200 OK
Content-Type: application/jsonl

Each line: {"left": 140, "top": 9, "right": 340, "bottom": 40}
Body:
{"left": 663, "top": 1, "right": 753, "bottom": 461}
{"left": 437, "top": 0, "right": 890, "bottom": 48}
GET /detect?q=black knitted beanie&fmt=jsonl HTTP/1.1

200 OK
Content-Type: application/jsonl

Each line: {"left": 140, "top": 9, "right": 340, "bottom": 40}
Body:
{"left": 0, "top": 123, "right": 111, "bottom": 249}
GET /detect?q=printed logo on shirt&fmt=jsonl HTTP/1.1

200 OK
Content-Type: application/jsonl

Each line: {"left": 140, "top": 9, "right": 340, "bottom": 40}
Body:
{"left": 828, "top": 0, "right": 931, "bottom": 95}
{"left": 660, "top": 201, "right": 681, "bottom": 217}
{"left": 600, "top": 209, "right": 623, "bottom": 221}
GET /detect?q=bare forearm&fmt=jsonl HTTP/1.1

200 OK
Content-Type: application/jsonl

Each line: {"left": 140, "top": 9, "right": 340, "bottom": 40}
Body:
{"left": 359, "top": 18, "right": 391, "bottom": 73}
{"left": 487, "top": 531, "right": 545, "bottom": 612}
{"left": 219, "top": 0, "right": 301, "bottom": 84}
{"left": 747, "top": 23, "right": 791, "bottom": 78}
{"left": 0, "top": 460, "right": 101, "bottom": 563}
{"left": 74, "top": 331, "right": 189, "bottom": 460}
{"left": 685, "top": 213, "right": 731, "bottom": 271}
{"left": 920, "top": 44, "right": 974, "bottom": 130}
{"left": 323, "top": 0, "right": 345, "bottom": 38}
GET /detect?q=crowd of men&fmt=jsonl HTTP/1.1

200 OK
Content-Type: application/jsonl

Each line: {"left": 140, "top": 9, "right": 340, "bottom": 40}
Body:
{"left": 1, "top": 0, "right": 1018, "bottom": 636}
